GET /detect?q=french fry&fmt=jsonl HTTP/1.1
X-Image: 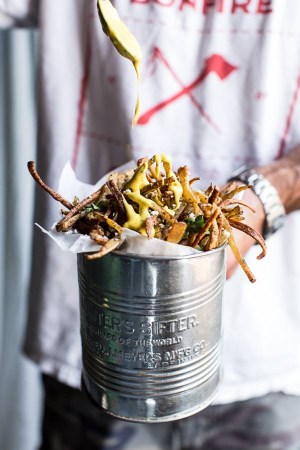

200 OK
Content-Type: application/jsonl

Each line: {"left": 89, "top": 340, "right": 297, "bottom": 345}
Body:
{"left": 228, "top": 218, "right": 266, "bottom": 260}
{"left": 85, "top": 237, "right": 122, "bottom": 260}
{"left": 166, "top": 222, "right": 187, "bottom": 244}
{"left": 27, "top": 161, "right": 73, "bottom": 210}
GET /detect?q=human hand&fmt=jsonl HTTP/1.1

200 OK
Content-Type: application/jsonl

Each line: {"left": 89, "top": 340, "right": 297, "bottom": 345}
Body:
{"left": 226, "top": 184, "right": 265, "bottom": 279}
{"left": 225, "top": 145, "right": 300, "bottom": 278}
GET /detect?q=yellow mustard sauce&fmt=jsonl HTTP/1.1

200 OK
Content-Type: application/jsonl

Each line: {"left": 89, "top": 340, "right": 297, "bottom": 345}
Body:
{"left": 154, "top": 154, "right": 183, "bottom": 209}
{"left": 97, "top": 0, "right": 142, "bottom": 125}
{"left": 132, "top": 61, "right": 141, "bottom": 126}
{"left": 122, "top": 162, "right": 155, "bottom": 233}
{"left": 122, "top": 155, "right": 183, "bottom": 234}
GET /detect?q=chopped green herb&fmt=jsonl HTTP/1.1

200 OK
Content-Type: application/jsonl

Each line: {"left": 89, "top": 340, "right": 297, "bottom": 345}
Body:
{"left": 84, "top": 202, "right": 106, "bottom": 214}
{"left": 184, "top": 215, "right": 205, "bottom": 233}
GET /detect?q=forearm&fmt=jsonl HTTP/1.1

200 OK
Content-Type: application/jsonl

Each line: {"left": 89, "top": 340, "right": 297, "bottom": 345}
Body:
{"left": 257, "top": 146, "right": 300, "bottom": 214}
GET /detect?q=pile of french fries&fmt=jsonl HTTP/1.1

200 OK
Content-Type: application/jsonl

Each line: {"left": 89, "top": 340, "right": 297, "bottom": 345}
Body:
{"left": 28, "top": 154, "right": 266, "bottom": 282}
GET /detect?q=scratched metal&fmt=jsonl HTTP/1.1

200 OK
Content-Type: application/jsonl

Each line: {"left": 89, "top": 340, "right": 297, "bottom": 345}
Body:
{"left": 78, "top": 246, "right": 226, "bottom": 423}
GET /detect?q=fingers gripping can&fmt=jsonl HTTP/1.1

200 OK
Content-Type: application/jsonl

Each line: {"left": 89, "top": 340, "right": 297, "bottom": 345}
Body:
{"left": 78, "top": 246, "right": 226, "bottom": 423}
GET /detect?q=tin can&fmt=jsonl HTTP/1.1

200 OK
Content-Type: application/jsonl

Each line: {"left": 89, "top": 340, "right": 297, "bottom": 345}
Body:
{"left": 78, "top": 246, "right": 226, "bottom": 423}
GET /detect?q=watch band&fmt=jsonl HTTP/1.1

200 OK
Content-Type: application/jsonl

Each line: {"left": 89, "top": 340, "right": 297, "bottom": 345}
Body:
{"left": 228, "top": 165, "right": 286, "bottom": 239}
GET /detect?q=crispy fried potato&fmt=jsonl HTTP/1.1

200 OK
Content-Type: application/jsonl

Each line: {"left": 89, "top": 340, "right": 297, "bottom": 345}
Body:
{"left": 166, "top": 222, "right": 187, "bottom": 244}
{"left": 85, "top": 237, "right": 122, "bottom": 260}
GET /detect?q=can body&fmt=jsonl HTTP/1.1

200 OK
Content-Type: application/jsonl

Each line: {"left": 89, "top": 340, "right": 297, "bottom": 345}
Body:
{"left": 78, "top": 247, "right": 226, "bottom": 423}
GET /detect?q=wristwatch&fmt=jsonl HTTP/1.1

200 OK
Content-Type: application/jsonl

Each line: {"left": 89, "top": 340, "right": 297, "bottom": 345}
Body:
{"left": 228, "top": 165, "right": 286, "bottom": 240}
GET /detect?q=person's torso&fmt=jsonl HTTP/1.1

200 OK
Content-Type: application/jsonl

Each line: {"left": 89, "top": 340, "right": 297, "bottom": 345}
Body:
{"left": 26, "top": 0, "right": 300, "bottom": 399}
{"left": 38, "top": 0, "right": 300, "bottom": 187}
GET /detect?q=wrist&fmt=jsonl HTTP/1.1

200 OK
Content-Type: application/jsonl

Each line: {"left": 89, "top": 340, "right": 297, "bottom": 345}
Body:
{"left": 228, "top": 165, "right": 286, "bottom": 239}
{"left": 258, "top": 158, "right": 299, "bottom": 214}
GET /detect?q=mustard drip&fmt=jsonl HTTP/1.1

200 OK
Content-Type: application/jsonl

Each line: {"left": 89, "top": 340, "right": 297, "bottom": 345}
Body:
{"left": 154, "top": 154, "right": 183, "bottom": 209}
{"left": 122, "top": 200, "right": 144, "bottom": 232}
{"left": 123, "top": 162, "right": 155, "bottom": 234}
{"left": 97, "top": 0, "right": 142, "bottom": 125}
{"left": 132, "top": 61, "right": 141, "bottom": 126}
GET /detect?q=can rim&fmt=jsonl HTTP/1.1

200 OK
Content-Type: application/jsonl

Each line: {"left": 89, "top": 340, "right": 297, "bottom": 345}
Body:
{"left": 109, "top": 242, "right": 227, "bottom": 261}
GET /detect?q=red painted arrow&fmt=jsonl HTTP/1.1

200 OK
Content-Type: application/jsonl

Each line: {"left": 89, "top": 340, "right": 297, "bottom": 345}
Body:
{"left": 137, "top": 53, "right": 238, "bottom": 126}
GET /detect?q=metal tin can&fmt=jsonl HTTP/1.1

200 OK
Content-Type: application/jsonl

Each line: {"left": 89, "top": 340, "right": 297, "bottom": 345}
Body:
{"left": 78, "top": 246, "right": 226, "bottom": 423}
